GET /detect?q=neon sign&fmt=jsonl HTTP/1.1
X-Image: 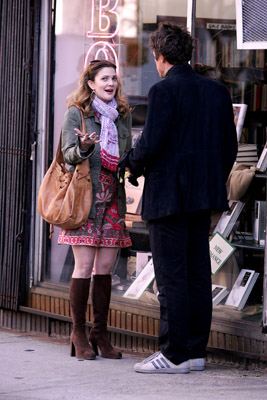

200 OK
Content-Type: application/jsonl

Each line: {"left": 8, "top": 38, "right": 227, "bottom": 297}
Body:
{"left": 87, "top": 0, "right": 120, "bottom": 39}
{"left": 84, "top": 0, "right": 120, "bottom": 71}
{"left": 84, "top": 41, "right": 119, "bottom": 70}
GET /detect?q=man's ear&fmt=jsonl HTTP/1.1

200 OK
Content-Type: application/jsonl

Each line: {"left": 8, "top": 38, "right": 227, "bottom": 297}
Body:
{"left": 159, "top": 54, "right": 167, "bottom": 64}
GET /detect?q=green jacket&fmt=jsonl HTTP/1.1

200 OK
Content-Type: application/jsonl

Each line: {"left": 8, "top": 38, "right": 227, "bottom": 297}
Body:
{"left": 61, "top": 105, "right": 132, "bottom": 218}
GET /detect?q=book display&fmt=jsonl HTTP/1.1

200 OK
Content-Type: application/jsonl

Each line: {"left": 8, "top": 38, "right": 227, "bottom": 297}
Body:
{"left": 191, "top": 13, "right": 267, "bottom": 323}
{"left": 214, "top": 201, "right": 245, "bottom": 239}
{"left": 212, "top": 285, "right": 229, "bottom": 307}
{"left": 233, "top": 104, "right": 248, "bottom": 142}
{"left": 253, "top": 200, "right": 266, "bottom": 244}
{"left": 209, "top": 232, "right": 236, "bottom": 275}
{"left": 225, "top": 269, "right": 260, "bottom": 310}
{"left": 123, "top": 258, "right": 155, "bottom": 300}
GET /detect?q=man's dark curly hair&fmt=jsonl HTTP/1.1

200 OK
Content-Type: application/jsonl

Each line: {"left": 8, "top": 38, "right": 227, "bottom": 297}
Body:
{"left": 149, "top": 22, "right": 194, "bottom": 65}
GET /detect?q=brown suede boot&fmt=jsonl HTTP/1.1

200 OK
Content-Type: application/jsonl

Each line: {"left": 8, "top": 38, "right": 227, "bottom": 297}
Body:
{"left": 89, "top": 274, "right": 122, "bottom": 359}
{"left": 70, "top": 278, "right": 96, "bottom": 360}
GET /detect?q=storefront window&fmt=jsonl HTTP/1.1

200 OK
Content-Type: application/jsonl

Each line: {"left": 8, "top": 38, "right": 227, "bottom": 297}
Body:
{"left": 45, "top": 0, "right": 266, "bottom": 316}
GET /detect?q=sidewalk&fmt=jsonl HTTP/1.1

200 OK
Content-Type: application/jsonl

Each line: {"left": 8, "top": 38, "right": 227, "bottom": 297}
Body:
{"left": 0, "top": 328, "right": 267, "bottom": 400}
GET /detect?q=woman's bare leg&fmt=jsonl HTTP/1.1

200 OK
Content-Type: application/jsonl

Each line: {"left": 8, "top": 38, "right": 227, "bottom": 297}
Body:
{"left": 93, "top": 247, "right": 119, "bottom": 275}
{"left": 71, "top": 245, "right": 97, "bottom": 278}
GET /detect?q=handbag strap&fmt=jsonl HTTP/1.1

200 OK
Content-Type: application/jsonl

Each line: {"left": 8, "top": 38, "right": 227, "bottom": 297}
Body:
{"left": 55, "top": 108, "right": 88, "bottom": 167}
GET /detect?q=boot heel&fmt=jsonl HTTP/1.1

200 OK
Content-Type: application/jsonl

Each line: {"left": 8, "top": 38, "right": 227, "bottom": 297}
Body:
{"left": 70, "top": 340, "right": 76, "bottom": 357}
{"left": 90, "top": 339, "right": 99, "bottom": 355}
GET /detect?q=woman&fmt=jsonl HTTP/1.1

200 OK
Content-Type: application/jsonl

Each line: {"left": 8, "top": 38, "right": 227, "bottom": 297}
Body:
{"left": 58, "top": 60, "right": 132, "bottom": 360}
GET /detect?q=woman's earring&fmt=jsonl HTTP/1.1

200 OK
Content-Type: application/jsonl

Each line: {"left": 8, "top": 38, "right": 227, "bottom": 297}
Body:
{"left": 90, "top": 89, "right": 95, "bottom": 100}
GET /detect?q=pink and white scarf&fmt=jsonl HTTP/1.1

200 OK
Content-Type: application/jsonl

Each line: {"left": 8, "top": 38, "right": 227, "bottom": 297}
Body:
{"left": 92, "top": 96, "right": 119, "bottom": 172}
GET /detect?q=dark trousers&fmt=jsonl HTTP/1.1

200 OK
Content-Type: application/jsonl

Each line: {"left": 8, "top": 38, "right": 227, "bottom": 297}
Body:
{"left": 148, "top": 210, "right": 212, "bottom": 365}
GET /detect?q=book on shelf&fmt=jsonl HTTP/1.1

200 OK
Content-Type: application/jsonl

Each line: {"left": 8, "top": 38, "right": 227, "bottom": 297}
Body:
{"left": 236, "top": 151, "right": 257, "bottom": 157}
{"left": 238, "top": 143, "right": 258, "bottom": 151}
{"left": 132, "top": 221, "right": 148, "bottom": 229}
{"left": 213, "top": 200, "right": 245, "bottom": 239}
{"left": 125, "top": 213, "right": 143, "bottom": 228}
{"left": 256, "top": 141, "right": 267, "bottom": 172}
{"left": 209, "top": 232, "right": 236, "bottom": 275}
{"left": 253, "top": 200, "right": 266, "bottom": 244}
{"left": 233, "top": 104, "right": 248, "bottom": 142}
{"left": 136, "top": 251, "right": 152, "bottom": 276}
{"left": 225, "top": 269, "right": 259, "bottom": 310}
{"left": 123, "top": 258, "right": 155, "bottom": 300}
{"left": 236, "top": 143, "right": 258, "bottom": 163}
{"left": 212, "top": 285, "right": 229, "bottom": 307}
{"left": 236, "top": 156, "right": 258, "bottom": 163}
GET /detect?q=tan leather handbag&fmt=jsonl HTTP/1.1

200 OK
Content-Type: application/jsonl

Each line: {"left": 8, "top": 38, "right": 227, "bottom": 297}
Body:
{"left": 37, "top": 109, "right": 92, "bottom": 234}
{"left": 226, "top": 162, "right": 256, "bottom": 201}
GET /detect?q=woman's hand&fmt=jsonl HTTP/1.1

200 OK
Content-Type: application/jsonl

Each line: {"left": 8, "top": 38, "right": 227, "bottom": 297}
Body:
{"left": 74, "top": 128, "right": 101, "bottom": 151}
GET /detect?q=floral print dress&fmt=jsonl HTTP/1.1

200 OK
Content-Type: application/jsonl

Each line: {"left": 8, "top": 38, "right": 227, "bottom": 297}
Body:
{"left": 58, "top": 168, "right": 132, "bottom": 248}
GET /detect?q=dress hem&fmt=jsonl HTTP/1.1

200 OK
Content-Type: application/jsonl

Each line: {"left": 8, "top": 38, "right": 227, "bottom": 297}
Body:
{"left": 58, "top": 235, "right": 132, "bottom": 248}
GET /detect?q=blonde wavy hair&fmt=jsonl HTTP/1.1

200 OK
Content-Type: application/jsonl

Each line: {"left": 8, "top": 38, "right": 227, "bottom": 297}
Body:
{"left": 67, "top": 60, "right": 130, "bottom": 118}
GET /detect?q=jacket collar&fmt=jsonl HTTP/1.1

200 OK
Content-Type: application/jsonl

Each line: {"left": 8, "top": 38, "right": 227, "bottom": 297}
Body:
{"left": 165, "top": 64, "right": 193, "bottom": 79}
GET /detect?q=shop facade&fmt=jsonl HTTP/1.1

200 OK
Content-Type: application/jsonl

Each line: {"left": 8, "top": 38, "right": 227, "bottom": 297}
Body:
{"left": 1, "top": 0, "right": 267, "bottom": 367}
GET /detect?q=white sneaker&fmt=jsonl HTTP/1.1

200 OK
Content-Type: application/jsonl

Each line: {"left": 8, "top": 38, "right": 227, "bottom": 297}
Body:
{"left": 134, "top": 351, "right": 190, "bottom": 374}
{"left": 190, "top": 358, "right": 205, "bottom": 371}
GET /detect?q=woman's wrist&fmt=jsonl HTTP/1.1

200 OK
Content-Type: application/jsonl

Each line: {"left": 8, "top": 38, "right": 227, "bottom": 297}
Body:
{"left": 79, "top": 143, "right": 95, "bottom": 158}
{"left": 79, "top": 143, "right": 91, "bottom": 152}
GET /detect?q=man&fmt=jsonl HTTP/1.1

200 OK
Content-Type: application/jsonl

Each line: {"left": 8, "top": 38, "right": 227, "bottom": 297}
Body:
{"left": 119, "top": 22, "right": 237, "bottom": 374}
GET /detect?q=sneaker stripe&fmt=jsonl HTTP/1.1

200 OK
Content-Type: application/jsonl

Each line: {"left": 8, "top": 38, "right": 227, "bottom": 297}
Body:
{"left": 156, "top": 359, "right": 165, "bottom": 368}
{"left": 144, "top": 351, "right": 160, "bottom": 364}
{"left": 151, "top": 361, "right": 160, "bottom": 369}
{"left": 160, "top": 357, "right": 171, "bottom": 368}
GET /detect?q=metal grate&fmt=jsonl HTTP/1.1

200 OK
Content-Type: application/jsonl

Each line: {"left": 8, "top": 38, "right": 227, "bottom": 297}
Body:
{"left": 242, "top": 0, "right": 267, "bottom": 42}
{"left": 0, "top": 0, "right": 39, "bottom": 310}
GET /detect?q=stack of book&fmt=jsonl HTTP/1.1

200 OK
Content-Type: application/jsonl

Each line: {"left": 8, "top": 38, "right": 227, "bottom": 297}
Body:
{"left": 236, "top": 143, "right": 258, "bottom": 164}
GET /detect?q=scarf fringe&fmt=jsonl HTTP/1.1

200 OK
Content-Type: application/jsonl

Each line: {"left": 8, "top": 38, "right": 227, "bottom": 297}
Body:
{"left": 101, "top": 149, "right": 120, "bottom": 172}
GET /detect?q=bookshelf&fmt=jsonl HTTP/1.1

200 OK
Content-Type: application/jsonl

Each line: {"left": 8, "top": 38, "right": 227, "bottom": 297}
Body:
{"left": 193, "top": 18, "right": 267, "bottom": 150}
{"left": 193, "top": 19, "right": 267, "bottom": 321}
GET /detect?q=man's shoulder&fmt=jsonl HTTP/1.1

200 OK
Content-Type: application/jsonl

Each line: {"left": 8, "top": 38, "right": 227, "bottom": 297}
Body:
{"left": 148, "top": 79, "right": 172, "bottom": 96}
{"left": 196, "top": 74, "right": 228, "bottom": 91}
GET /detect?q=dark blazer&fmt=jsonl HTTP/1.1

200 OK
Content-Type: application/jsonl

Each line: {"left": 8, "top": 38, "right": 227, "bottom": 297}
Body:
{"left": 128, "top": 64, "right": 238, "bottom": 221}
